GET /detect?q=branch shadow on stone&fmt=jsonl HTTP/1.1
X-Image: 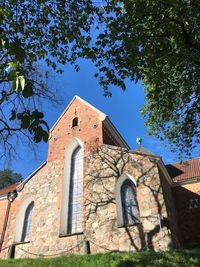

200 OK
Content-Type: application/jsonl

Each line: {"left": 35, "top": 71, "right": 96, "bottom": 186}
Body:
{"left": 85, "top": 145, "right": 172, "bottom": 252}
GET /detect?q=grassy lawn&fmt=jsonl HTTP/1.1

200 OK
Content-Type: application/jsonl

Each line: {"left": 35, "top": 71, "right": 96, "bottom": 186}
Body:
{"left": 0, "top": 249, "right": 200, "bottom": 267}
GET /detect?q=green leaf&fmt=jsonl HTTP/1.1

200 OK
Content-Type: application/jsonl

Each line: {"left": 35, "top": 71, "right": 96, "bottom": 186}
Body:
{"left": 17, "top": 113, "right": 23, "bottom": 120}
{"left": 6, "top": 62, "right": 16, "bottom": 71}
{"left": 10, "top": 0, "right": 18, "bottom": 4}
{"left": 18, "top": 76, "right": 25, "bottom": 90}
{"left": 9, "top": 110, "right": 17, "bottom": 121}
{"left": 9, "top": 42, "right": 25, "bottom": 63}
{"left": 1, "top": 38, "right": 5, "bottom": 47}
{"left": 7, "top": 70, "right": 16, "bottom": 81}
{"left": 34, "top": 134, "right": 42, "bottom": 143}
{"left": 32, "top": 110, "right": 44, "bottom": 119}
{"left": 0, "top": 9, "right": 4, "bottom": 24}
{"left": 42, "top": 131, "right": 49, "bottom": 142}
{"left": 22, "top": 83, "right": 34, "bottom": 98}
{"left": 15, "top": 76, "right": 19, "bottom": 90}
{"left": 34, "top": 126, "right": 43, "bottom": 143}
{"left": 21, "top": 115, "right": 30, "bottom": 129}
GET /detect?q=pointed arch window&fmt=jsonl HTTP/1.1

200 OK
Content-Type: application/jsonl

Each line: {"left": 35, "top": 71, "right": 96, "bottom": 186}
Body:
{"left": 21, "top": 201, "right": 34, "bottom": 242}
{"left": 67, "top": 145, "right": 83, "bottom": 234}
{"left": 121, "top": 179, "right": 140, "bottom": 225}
{"left": 115, "top": 174, "right": 140, "bottom": 227}
{"left": 60, "top": 138, "right": 84, "bottom": 236}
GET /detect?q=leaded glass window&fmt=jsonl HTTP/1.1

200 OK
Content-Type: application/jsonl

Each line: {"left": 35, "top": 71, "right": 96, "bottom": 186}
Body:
{"left": 121, "top": 179, "right": 140, "bottom": 225}
{"left": 67, "top": 146, "right": 83, "bottom": 234}
{"left": 21, "top": 202, "right": 34, "bottom": 242}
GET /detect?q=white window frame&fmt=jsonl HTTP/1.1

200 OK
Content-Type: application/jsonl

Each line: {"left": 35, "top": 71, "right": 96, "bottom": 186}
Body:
{"left": 21, "top": 201, "right": 34, "bottom": 242}
{"left": 60, "top": 138, "right": 84, "bottom": 236}
{"left": 115, "top": 173, "right": 140, "bottom": 227}
{"left": 14, "top": 197, "right": 34, "bottom": 243}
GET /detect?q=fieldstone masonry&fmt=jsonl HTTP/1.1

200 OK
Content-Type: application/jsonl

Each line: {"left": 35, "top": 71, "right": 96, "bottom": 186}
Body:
{"left": 0, "top": 96, "right": 181, "bottom": 258}
{"left": 3, "top": 161, "right": 87, "bottom": 258}
{"left": 85, "top": 145, "right": 172, "bottom": 252}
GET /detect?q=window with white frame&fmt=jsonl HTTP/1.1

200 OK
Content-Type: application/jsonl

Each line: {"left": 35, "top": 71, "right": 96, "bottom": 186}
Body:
{"left": 21, "top": 201, "right": 34, "bottom": 242}
{"left": 67, "top": 145, "right": 83, "bottom": 234}
{"left": 121, "top": 179, "right": 140, "bottom": 225}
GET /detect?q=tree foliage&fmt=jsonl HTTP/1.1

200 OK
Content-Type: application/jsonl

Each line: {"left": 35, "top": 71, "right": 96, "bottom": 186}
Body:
{"left": 88, "top": 0, "right": 200, "bottom": 157}
{"left": 0, "top": 169, "right": 22, "bottom": 189}
{"left": 0, "top": 0, "right": 199, "bottom": 158}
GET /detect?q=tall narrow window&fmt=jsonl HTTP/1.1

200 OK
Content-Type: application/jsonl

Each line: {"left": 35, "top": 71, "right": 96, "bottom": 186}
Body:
{"left": 72, "top": 117, "right": 78, "bottom": 127}
{"left": 121, "top": 179, "right": 140, "bottom": 225}
{"left": 21, "top": 202, "right": 34, "bottom": 242}
{"left": 67, "top": 145, "right": 83, "bottom": 234}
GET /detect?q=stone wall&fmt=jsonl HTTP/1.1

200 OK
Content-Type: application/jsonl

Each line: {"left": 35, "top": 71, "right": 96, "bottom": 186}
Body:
{"left": 85, "top": 145, "right": 172, "bottom": 252}
{"left": 0, "top": 96, "right": 176, "bottom": 258}
{"left": 1, "top": 97, "right": 107, "bottom": 258}
{"left": 1, "top": 162, "right": 86, "bottom": 259}
{"left": 0, "top": 144, "right": 174, "bottom": 259}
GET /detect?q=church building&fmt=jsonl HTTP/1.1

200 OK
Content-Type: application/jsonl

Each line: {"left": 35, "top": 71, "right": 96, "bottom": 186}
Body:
{"left": 0, "top": 96, "right": 199, "bottom": 258}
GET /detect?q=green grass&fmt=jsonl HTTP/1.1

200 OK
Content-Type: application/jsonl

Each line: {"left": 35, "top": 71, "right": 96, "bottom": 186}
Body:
{"left": 1, "top": 249, "right": 200, "bottom": 267}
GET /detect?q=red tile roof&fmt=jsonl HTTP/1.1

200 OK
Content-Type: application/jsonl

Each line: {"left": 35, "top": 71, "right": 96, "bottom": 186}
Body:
{"left": 166, "top": 158, "right": 200, "bottom": 182}
{"left": 0, "top": 183, "right": 19, "bottom": 196}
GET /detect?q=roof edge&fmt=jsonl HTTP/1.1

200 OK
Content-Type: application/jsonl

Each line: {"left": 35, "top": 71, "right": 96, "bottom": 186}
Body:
{"left": 165, "top": 157, "right": 200, "bottom": 167}
{"left": 157, "top": 160, "right": 174, "bottom": 186}
{"left": 50, "top": 96, "right": 107, "bottom": 132}
{"left": 103, "top": 117, "right": 130, "bottom": 149}
{"left": 17, "top": 161, "right": 47, "bottom": 192}
{"left": 0, "top": 183, "right": 20, "bottom": 198}
{"left": 102, "top": 144, "right": 161, "bottom": 159}
{"left": 172, "top": 176, "right": 200, "bottom": 187}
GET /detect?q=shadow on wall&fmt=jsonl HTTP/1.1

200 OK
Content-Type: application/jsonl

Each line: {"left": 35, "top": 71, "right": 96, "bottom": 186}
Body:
{"left": 173, "top": 185, "right": 200, "bottom": 248}
{"left": 165, "top": 164, "right": 184, "bottom": 180}
{"left": 85, "top": 145, "right": 172, "bottom": 252}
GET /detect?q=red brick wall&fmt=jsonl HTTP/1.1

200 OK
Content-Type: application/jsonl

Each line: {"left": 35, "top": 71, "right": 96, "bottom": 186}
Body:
{"left": 159, "top": 169, "right": 182, "bottom": 248}
{"left": 0, "top": 199, "right": 8, "bottom": 246}
{"left": 173, "top": 182, "right": 200, "bottom": 247}
{"left": 0, "top": 199, "right": 21, "bottom": 257}
{"left": 48, "top": 98, "right": 104, "bottom": 162}
{"left": 47, "top": 98, "right": 105, "bottom": 232}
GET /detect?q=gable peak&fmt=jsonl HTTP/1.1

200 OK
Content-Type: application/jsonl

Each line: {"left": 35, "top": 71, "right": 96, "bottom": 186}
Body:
{"left": 50, "top": 95, "right": 107, "bottom": 132}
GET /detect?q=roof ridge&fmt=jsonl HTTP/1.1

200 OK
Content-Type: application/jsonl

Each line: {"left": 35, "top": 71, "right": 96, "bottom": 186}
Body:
{"left": 166, "top": 157, "right": 200, "bottom": 166}
{"left": 134, "top": 145, "right": 159, "bottom": 157}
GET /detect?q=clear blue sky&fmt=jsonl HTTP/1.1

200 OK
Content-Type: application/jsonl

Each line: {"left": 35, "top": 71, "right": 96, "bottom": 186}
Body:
{"left": 4, "top": 59, "right": 200, "bottom": 179}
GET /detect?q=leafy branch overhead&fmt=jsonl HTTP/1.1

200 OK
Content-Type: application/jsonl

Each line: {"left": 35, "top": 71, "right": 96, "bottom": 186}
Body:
{"left": 0, "top": 0, "right": 199, "bottom": 158}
